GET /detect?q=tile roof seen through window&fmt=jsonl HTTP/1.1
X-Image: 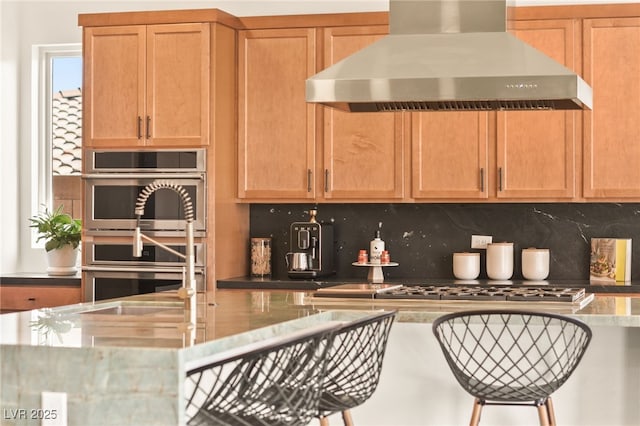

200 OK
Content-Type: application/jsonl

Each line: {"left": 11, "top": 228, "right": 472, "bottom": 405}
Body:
{"left": 52, "top": 89, "right": 82, "bottom": 175}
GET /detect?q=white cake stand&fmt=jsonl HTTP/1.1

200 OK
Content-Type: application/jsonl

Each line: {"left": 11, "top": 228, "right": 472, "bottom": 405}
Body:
{"left": 352, "top": 262, "right": 399, "bottom": 283}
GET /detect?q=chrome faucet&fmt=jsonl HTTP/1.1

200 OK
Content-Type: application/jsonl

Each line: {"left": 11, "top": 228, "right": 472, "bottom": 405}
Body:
{"left": 132, "top": 180, "right": 197, "bottom": 337}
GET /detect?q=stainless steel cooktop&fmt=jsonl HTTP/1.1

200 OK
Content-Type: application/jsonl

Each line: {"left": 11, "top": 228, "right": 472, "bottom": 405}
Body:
{"left": 377, "top": 285, "right": 587, "bottom": 303}
{"left": 316, "top": 284, "right": 591, "bottom": 304}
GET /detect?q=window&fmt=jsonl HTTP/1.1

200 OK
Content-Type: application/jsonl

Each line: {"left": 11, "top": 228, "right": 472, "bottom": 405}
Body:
{"left": 31, "top": 44, "right": 82, "bottom": 246}
{"left": 51, "top": 55, "right": 82, "bottom": 175}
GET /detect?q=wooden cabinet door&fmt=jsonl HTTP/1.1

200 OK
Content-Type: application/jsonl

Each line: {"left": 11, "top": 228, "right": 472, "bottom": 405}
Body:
{"left": 84, "top": 26, "right": 145, "bottom": 148}
{"left": 583, "top": 17, "right": 640, "bottom": 198}
{"left": 146, "top": 23, "right": 210, "bottom": 147}
{"left": 84, "top": 24, "right": 209, "bottom": 148}
{"left": 238, "top": 28, "right": 316, "bottom": 199}
{"left": 412, "top": 112, "right": 490, "bottom": 199}
{"left": 497, "top": 19, "right": 579, "bottom": 199}
{"left": 321, "top": 26, "right": 405, "bottom": 200}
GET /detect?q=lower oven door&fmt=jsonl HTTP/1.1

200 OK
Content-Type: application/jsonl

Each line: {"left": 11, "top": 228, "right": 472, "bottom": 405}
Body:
{"left": 82, "top": 266, "right": 205, "bottom": 302}
{"left": 84, "top": 241, "right": 205, "bottom": 268}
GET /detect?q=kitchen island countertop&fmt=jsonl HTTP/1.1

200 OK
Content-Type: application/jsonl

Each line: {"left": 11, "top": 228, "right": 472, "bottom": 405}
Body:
{"left": 0, "top": 290, "right": 361, "bottom": 425}
{"left": 1, "top": 289, "right": 639, "bottom": 425}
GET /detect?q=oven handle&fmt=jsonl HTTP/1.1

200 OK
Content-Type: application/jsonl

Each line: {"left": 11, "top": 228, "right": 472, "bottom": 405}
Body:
{"left": 82, "top": 265, "right": 205, "bottom": 274}
{"left": 82, "top": 173, "right": 205, "bottom": 180}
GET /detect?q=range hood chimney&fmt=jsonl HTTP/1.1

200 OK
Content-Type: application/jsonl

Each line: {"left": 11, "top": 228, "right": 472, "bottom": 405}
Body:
{"left": 306, "top": 0, "right": 592, "bottom": 112}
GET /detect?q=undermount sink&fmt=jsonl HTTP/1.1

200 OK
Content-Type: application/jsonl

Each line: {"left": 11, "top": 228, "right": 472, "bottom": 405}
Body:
{"left": 78, "top": 301, "right": 183, "bottom": 318}
{"left": 82, "top": 305, "right": 179, "bottom": 316}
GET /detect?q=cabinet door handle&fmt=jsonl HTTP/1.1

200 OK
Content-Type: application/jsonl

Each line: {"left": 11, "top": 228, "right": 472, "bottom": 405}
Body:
{"left": 307, "top": 169, "right": 312, "bottom": 192}
{"left": 480, "top": 168, "right": 485, "bottom": 192}
{"left": 137, "top": 117, "right": 142, "bottom": 139}
{"left": 498, "top": 167, "right": 503, "bottom": 192}
{"left": 324, "top": 169, "right": 330, "bottom": 192}
{"left": 146, "top": 116, "right": 151, "bottom": 139}
{"left": 27, "top": 297, "right": 36, "bottom": 302}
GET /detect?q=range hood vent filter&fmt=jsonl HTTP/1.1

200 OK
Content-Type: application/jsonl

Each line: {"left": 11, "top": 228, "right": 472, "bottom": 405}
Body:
{"left": 358, "top": 99, "right": 566, "bottom": 113}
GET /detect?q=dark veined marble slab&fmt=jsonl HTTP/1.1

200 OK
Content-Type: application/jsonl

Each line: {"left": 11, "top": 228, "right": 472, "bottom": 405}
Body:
{"left": 250, "top": 203, "right": 640, "bottom": 285}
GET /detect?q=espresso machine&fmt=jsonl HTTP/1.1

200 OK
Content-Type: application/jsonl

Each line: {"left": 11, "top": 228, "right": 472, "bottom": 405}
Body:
{"left": 287, "top": 209, "right": 335, "bottom": 279}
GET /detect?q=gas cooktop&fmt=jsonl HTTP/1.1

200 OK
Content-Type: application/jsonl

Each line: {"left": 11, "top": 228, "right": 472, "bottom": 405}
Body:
{"left": 376, "top": 285, "right": 587, "bottom": 303}
{"left": 316, "top": 284, "right": 591, "bottom": 305}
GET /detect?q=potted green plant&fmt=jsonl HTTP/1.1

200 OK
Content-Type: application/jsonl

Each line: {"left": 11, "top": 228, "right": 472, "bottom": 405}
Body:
{"left": 29, "top": 205, "right": 82, "bottom": 276}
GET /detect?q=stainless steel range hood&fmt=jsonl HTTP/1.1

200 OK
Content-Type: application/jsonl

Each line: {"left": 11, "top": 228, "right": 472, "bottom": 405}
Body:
{"left": 306, "top": 0, "right": 592, "bottom": 112}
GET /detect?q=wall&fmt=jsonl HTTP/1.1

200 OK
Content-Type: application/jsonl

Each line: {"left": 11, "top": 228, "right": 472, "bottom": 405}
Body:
{"left": 250, "top": 203, "right": 640, "bottom": 282}
{"left": 0, "top": 2, "right": 20, "bottom": 275}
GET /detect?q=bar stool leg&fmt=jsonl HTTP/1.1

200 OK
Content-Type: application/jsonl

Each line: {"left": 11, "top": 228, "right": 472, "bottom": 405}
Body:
{"left": 469, "top": 398, "right": 483, "bottom": 426}
{"left": 319, "top": 415, "right": 330, "bottom": 426}
{"left": 536, "top": 401, "right": 550, "bottom": 426}
{"left": 545, "top": 397, "right": 557, "bottom": 426}
{"left": 341, "top": 409, "right": 354, "bottom": 426}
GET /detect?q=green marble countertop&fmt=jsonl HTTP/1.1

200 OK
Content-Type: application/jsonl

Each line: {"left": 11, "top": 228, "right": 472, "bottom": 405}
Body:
{"left": 1, "top": 288, "right": 639, "bottom": 352}
{"left": 0, "top": 290, "right": 330, "bottom": 350}
{"left": 303, "top": 292, "right": 640, "bottom": 327}
{"left": 2, "top": 289, "right": 640, "bottom": 425}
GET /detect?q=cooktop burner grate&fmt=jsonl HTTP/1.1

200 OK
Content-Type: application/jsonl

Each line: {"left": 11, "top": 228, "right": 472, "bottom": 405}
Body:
{"left": 376, "top": 285, "right": 586, "bottom": 303}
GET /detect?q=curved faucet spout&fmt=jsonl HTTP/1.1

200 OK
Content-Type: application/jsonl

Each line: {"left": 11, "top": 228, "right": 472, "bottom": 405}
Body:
{"left": 132, "top": 180, "right": 197, "bottom": 304}
{"left": 134, "top": 180, "right": 195, "bottom": 221}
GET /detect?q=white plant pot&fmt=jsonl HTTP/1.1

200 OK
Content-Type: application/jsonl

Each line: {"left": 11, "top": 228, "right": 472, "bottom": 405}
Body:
{"left": 46, "top": 245, "right": 79, "bottom": 276}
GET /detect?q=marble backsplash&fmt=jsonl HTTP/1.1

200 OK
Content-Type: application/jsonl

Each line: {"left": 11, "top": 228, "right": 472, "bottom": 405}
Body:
{"left": 249, "top": 203, "right": 640, "bottom": 281}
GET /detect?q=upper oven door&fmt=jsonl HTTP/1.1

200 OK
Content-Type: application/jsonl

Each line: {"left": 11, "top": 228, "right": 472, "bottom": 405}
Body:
{"left": 84, "top": 175, "right": 206, "bottom": 235}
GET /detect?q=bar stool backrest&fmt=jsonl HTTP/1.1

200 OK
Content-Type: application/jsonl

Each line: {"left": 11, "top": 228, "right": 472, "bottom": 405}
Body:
{"left": 185, "top": 322, "right": 340, "bottom": 426}
{"left": 432, "top": 309, "right": 592, "bottom": 403}
{"left": 318, "top": 310, "right": 397, "bottom": 416}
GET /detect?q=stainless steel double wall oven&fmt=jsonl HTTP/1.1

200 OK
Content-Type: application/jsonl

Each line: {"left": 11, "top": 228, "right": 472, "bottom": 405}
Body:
{"left": 83, "top": 149, "right": 207, "bottom": 301}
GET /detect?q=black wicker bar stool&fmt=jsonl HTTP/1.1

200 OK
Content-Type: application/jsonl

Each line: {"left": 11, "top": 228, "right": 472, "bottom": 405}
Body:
{"left": 184, "top": 322, "right": 340, "bottom": 426}
{"left": 432, "top": 309, "right": 592, "bottom": 426}
{"left": 317, "top": 310, "right": 397, "bottom": 426}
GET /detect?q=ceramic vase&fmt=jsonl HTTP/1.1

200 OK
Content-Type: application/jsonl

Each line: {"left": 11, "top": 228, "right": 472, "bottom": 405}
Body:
{"left": 46, "top": 245, "right": 79, "bottom": 276}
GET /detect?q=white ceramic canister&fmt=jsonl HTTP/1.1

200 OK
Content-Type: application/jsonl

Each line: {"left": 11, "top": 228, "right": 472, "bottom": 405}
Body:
{"left": 486, "top": 242, "right": 514, "bottom": 280}
{"left": 453, "top": 252, "right": 480, "bottom": 280}
{"left": 522, "top": 247, "right": 550, "bottom": 280}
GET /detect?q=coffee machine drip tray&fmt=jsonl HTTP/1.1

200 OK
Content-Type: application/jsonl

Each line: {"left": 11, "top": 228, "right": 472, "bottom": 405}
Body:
{"left": 217, "top": 277, "right": 343, "bottom": 291}
{"left": 288, "top": 270, "right": 323, "bottom": 279}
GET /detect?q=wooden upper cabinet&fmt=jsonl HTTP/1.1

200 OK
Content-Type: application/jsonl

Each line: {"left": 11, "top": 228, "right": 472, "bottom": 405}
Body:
{"left": 412, "top": 112, "right": 490, "bottom": 199}
{"left": 497, "top": 19, "right": 579, "bottom": 199}
{"left": 321, "top": 26, "right": 405, "bottom": 200}
{"left": 412, "top": 19, "right": 579, "bottom": 201}
{"left": 237, "top": 23, "right": 406, "bottom": 202}
{"left": 84, "top": 23, "right": 210, "bottom": 148}
{"left": 237, "top": 28, "right": 316, "bottom": 199}
{"left": 583, "top": 17, "right": 640, "bottom": 198}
